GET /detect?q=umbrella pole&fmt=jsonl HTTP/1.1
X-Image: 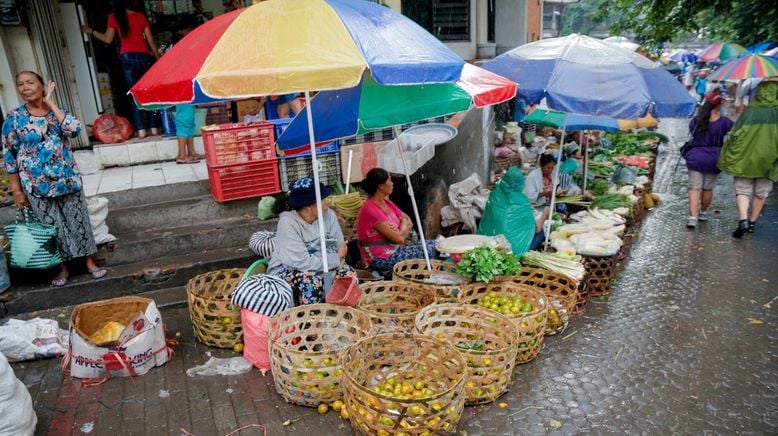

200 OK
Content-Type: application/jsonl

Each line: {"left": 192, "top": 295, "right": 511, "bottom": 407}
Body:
{"left": 345, "top": 149, "right": 354, "bottom": 194}
{"left": 544, "top": 127, "right": 567, "bottom": 251}
{"left": 393, "top": 126, "right": 432, "bottom": 270}
{"left": 304, "top": 91, "right": 330, "bottom": 273}
{"left": 581, "top": 131, "right": 588, "bottom": 193}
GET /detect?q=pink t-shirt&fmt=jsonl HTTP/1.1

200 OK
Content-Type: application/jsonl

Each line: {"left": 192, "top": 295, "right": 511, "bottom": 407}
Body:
{"left": 108, "top": 11, "right": 151, "bottom": 54}
{"left": 357, "top": 198, "right": 403, "bottom": 263}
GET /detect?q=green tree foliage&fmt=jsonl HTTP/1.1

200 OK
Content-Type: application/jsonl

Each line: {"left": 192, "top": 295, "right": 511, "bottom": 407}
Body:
{"left": 595, "top": 0, "right": 778, "bottom": 49}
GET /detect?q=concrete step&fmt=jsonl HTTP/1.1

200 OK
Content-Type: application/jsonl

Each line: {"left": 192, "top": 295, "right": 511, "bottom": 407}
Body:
{"left": 2, "top": 245, "right": 259, "bottom": 316}
{"left": 106, "top": 194, "right": 259, "bottom": 234}
{"left": 96, "top": 216, "right": 277, "bottom": 266}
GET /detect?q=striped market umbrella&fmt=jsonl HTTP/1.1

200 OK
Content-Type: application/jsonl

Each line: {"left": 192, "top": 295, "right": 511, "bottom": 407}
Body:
{"left": 709, "top": 54, "right": 778, "bottom": 82}
{"left": 699, "top": 42, "right": 746, "bottom": 62}
{"left": 129, "top": 0, "right": 474, "bottom": 273}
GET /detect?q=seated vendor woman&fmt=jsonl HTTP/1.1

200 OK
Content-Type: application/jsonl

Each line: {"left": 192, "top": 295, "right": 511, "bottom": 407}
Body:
{"left": 267, "top": 178, "right": 352, "bottom": 305}
{"left": 524, "top": 153, "right": 581, "bottom": 204}
{"left": 357, "top": 168, "right": 437, "bottom": 273}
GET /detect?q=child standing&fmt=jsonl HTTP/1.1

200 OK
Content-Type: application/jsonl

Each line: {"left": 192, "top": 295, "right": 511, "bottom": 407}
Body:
{"left": 171, "top": 15, "right": 204, "bottom": 164}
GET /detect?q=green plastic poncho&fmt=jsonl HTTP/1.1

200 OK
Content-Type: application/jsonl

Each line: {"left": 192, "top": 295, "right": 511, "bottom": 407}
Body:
{"left": 477, "top": 167, "right": 537, "bottom": 255}
{"left": 718, "top": 81, "right": 778, "bottom": 181}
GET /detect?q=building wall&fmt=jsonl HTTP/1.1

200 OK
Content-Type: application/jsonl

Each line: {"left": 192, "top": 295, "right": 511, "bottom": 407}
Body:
{"left": 526, "top": 0, "right": 541, "bottom": 42}
{"left": 494, "top": 0, "right": 527, "bottom": 55}
{"left": 0, "top": 26, "right": 36, "bottom": 115}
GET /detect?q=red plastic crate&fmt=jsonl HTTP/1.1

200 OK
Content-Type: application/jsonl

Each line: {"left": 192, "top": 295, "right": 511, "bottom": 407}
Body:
{"left": 207, "top": 159, "right": 281, "bottom": 203}
{"left": 202, "top": 122, "right": 276, "bottom": 166}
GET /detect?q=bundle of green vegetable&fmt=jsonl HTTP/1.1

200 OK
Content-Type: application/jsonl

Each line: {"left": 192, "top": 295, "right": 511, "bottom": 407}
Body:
{"left": 457, "top": 245, "right": 521, "bottom": 282}
{"left": 522, "top": 250, "right": 585, "bottom": 282}
{"left": 587, "top": 179, "right": 611, "bottom": 197}
{"left": 591, "top": 193, "right": 632, "bottom": 210}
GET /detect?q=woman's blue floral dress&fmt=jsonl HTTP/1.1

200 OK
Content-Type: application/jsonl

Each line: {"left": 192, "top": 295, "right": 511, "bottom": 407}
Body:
{"left": 2, "top": 105, "right": 82, "bottom": 198}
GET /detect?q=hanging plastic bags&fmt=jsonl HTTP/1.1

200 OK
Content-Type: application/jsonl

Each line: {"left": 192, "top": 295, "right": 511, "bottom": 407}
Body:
{"left": 477, "top": 167, "right": 537, "bottom": 256}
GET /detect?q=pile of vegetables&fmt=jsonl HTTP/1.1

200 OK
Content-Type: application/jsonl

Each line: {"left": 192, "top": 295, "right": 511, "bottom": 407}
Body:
{"left": 588, "top": 179, "right": 611, "bottom": 197}
{"left": 522, "top": 250, "right": 585, "bottom": 282}
{"left": 456, "top": 245, "right": 521, "bottom": 282}
{"left": 590, "top": 193, "right": 632, "bottom": 211}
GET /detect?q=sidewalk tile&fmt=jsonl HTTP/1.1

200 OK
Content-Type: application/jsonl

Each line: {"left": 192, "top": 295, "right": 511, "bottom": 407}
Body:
{"left": 132, "top": 164, "right": 165, "bottom": 189}
{"left": 82, "top": 173, "right": 101, "bottom": 197}
{"left": 161, "top": 161, "right": 198, "bottom": 184}
{"left": 97, "top": 167, "right": 132, "bottom": 194}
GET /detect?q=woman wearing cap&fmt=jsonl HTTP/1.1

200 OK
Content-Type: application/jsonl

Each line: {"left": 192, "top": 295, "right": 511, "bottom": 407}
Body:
{"left": 560, "top": 142, "right": 583, "bottom": 175}
{"left": 267, "top": 178, "right": 351, "bottom": 305}
{"left": 682, "top": 93, "right": 734, "bottom": 229}
{"left": 357, "top": 168, "right": 437, "bottom": 274}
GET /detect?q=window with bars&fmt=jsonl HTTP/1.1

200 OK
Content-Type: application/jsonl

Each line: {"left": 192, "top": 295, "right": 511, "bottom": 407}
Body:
{"left": 432, "top": 0, "right": 470, "bottom": 42}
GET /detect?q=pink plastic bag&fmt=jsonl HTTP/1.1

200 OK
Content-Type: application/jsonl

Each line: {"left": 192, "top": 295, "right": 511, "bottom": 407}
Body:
{"left": 241, "top": 309, "right": 271, "bottom": 370}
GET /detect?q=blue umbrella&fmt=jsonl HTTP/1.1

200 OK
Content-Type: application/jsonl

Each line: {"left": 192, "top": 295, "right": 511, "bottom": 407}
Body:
{"left": 745, "top": 42, "right": 778, "bottom": 54}
{"left": 483, "top": 34, "right": 697, "bottom": 119}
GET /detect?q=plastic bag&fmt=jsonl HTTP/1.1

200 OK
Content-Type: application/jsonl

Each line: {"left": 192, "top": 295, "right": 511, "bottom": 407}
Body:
{"left": 0, "top": 318, "right": 67, "bottom": 362}
{"left": 87, "top": 197, "right": 116, "bottom": 245}
{"left": 0, "top": 352, "right": 36, "bottom": 436}
{"left": 186, "top": 356, "right": 253, "bottom": 377}
{"left": 88, "top": 322, "right": 126, "bottom": 345}
{"left": 257, "top": 196, "right": 277, "bottom": 220}
{"left": 477, "top": 167, "right": 537, "bottom": 256}
{"left": 93, "top": 114, "right": 133, "bottom": 144}
{"left": 241, "top": 309, "right": 271, "bottom": 370}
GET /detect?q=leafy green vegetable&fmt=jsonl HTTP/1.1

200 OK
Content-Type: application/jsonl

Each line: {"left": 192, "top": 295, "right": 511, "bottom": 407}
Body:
{"left": 456, "top": 339, "right": 484, "bottom": 351}
{"left": 456, "top": 245, "right": 521, "bottom": 282}
{"left": 590, "top": 193, "right": 632, "bottom": 210}
{"left": 588, "top": 179, "right": 611, "bottom": 197}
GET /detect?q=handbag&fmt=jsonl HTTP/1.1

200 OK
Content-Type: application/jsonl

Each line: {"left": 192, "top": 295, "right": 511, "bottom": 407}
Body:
{"left": 680, "top": 124, "right": 697, "bottom": 157}
{"left": 3, "top": 208, "right": 62, "bottom": 269}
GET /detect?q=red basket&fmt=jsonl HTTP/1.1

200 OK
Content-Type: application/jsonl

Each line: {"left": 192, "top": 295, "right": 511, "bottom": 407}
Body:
{"left": 207, "top": 160, "right": 280, "bottom": 202}
{"left": 325, "top": 276, "right": 361, "bottom": 307}
{"left": 202, "top": 122, "right": 276, "bottom": 166}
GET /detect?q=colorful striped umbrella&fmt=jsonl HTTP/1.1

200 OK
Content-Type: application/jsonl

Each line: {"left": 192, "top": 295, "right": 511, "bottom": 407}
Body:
{"left": 709, "top": 54, "right": 778, "bottom": 82}
{"left": 129, "top": 0, "right": 464, "bottom": 106}
{"left": 276, "top": 63, "right": 516, "bottom": 152}
{"left": 699, "top": 42, "right": 746, "bottom": 63}
{"left": 129, "top": 0, "right": 471, "bottom": 273}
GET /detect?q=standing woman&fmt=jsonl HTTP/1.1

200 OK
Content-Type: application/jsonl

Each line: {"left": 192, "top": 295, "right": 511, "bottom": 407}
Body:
{"left": 2, "top": 72, "right": 107, "bottom": 287}
{"left": 682, "top": 93, "right": 734, "bottom": 229}
{"left": 81, "top": 1, "right": 160, "bottom": 138}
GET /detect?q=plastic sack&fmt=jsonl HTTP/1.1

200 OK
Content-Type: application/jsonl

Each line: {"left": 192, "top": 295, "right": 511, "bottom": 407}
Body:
{"left": 93, "top": 114, "right": 133, "bottom": 144}
{"left": 186, "top": 356, "right": 253, "bottom": 377}
{"left": 241, "top": 309, "right": 271, "bottom": 370}
{"left": 477, "top": 167, "right": 537, "bottom": 256}
{"left": 0, "top": 318, "right": 67, "bottom": 362}
{"left": 87, "top": 197, "right": 116, "bottom": 245}
{"left": 0, "top": 352, "right": 36, "bottom": 436}
{"left": 257, "top": 196, "right": 277, "bottom": 220}
{"left": 230, "top": 274, "right": 292, "bottom": 316}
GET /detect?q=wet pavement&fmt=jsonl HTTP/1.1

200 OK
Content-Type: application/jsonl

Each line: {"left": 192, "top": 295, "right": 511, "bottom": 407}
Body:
{"left": 10, "top": 119, "right": 778, "bottom": 435}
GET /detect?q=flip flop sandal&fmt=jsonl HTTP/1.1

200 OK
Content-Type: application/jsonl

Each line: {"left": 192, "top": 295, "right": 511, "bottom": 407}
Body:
{"left": 51, "top": 275, "right": 69, "bottom": 287}
{"left": 89, "top": 268, "right": 108, "bottom": 280}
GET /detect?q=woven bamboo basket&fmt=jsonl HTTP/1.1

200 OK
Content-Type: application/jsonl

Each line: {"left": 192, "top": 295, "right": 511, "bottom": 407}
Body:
{"left": 459, "top": 282, "right": 548, "bottom": 364}
{"left": 393, "top": 259, "right": 470, "bottom": 303}
{"left": 186, "top": 268, "right": 245, "bottom": 348}
{"left": 357, "top": 281, "right": 436, "bottom": 333}
{"left": 268, "top": 304, "right": 372, "bottom": 407}
{"left": 415, "top": 303, "right": 518, "bottom": 405}
{"left": 342, "top": 333, "right": 466, "bottom": 435}
{"left": 583, "top": 254, "right": 617, "bottom": 297}
{"left": 574, "top": 280, "right": 591, "bottom": 314}
{"left": 513, "top": 267, "right": 579, "bottom": 316}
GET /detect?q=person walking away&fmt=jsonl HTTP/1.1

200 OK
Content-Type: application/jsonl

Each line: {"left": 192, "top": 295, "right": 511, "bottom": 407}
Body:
{"left": 81, "top": 1, "right": 160, "bottom": 139}
{"left": 717, "top": 81, "right": 778, "bottom": 238}
{"left": 2, "top": 72, "right": 107, "bottom": 287}
{"left": 683, "top": 65, "right": 695, "bottom": 92}
{"left": 682, "top": 93, "right": 734, "bottom": 229}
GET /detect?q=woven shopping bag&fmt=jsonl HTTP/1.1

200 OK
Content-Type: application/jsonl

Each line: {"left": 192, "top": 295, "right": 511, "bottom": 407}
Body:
{"left": 3, "top": 208, "right": 62, "bottom": 269}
